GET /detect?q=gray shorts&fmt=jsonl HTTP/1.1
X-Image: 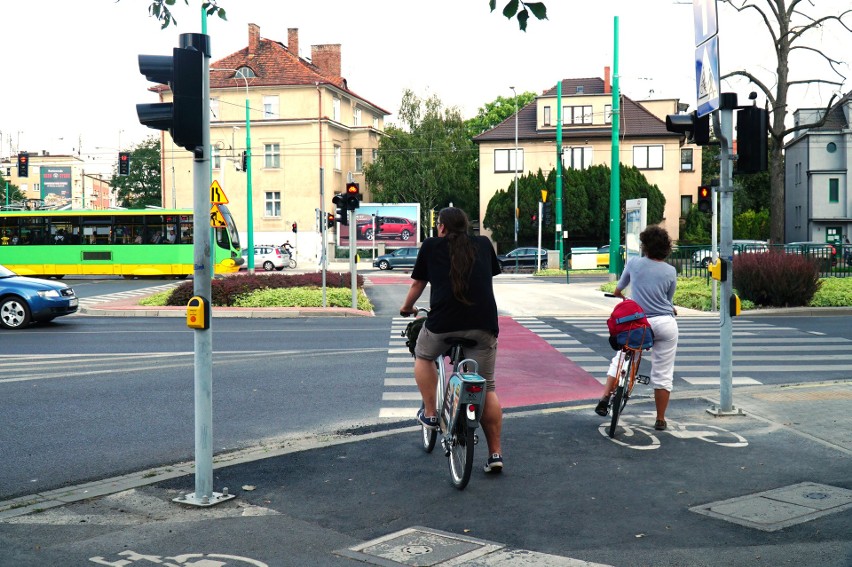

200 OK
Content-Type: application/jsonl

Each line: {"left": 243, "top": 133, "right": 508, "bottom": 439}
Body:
{"left": 414, "top": 326, "right": 498, "bottom": 391}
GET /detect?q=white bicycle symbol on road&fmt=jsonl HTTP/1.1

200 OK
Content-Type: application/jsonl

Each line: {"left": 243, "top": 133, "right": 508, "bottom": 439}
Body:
{"left": 598, "top": 411, "right": 749, "bottom": 450}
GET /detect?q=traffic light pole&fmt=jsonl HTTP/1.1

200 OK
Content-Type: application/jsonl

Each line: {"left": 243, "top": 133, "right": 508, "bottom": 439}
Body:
{"left": 708, "top": 93, "right": 742, "bottom": 417}
{"left": 349, "top": 209, "right": 357, "bottom": 308}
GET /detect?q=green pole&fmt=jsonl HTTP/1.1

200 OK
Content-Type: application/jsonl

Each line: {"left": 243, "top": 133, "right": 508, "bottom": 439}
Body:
{"left": 246, "top": 96, "right": 254, "bottom": 273}
{"left": 5, "top": 182, "right": 8, "bottom": 207}
{"left": 609, "top": 16, "right": 622, "bottom": 278}
{"left": 556, "top": 80, "right": 563, "bottom": 270}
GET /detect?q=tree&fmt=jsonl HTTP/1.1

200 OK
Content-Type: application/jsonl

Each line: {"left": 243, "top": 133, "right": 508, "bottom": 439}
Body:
{"left": 720, "top": 0, "right": 850, "bottom": 243}
{"left": 491, "top": 0, "right": 548, "bottom": 31}
{"left": 138, "top": 0, "right": 226, "bottom": 29}
{"left": 0, "top": 180, "right": 25, "bottom": 206}
{"left": 466, "top": 91, "right": 537, "bottom": 138}
{"left": 112, "top": 138, "right": 163, "bottom": 209}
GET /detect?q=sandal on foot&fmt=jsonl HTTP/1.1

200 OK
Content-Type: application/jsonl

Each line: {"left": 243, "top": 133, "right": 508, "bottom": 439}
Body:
{"left": 654, "top": 419, "right": 667, "bottom": 431}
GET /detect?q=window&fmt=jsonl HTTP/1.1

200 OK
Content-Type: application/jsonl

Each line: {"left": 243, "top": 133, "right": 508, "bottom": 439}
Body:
{"left": 263, "top": 96, "right": 279, "bottom": 119}
{"left": 235, "top": 66, "right": 255, "bottom": 79}
{"left": 795, "top": 162, "right": 802, "bottom": 185}
{"left": 264, "top": 143, "right": 280, "bottom": 168}
{"left": 829, "top": 178, "right": 839, "bottom": 203}
{"left": 575, "top": 85, "right": 584, "bottom": 94}
{"left": 334, "top": 145, "right": 341, "bottom": 170}
{"left": 209, "top": 97, "right": 220, "bottom": 121}
{"left": 353, "top": 107, "right": 362, "bottom": 126}
{"left": 332, "top": 98, "right": 341, "bottom": 122}
{"left": 827, "top": 142, "right": 837, "bottom": 153}
{"left": 543, "top": 106, "right": 551, "bottom": 126}
{"left": 372, "top": 149, "right": 378, "bottom": 161}
{"left": 355, "top": 149, "right": 363, "bottom": 173}
{"left": 264, "top": 191, "right": 281, "bottom": 217}
{"left": 680, "top": 195, "right": 692, "bottom": 218}
{"left": 604, "top": 104, "right": 612, "bottom": 124}
{"left": 373, "top": 116, "right": 379, "bottom": 129}
{"left": 633, "top": 145, "right": 663, "bottom": 169}
{"left": 564, "top": 146, "right": 592, "bottom": 170}
{"left": 565, "top": 105, "right": 592, "bottom": 125}
{"left": 494, "top": 148, "right": 524, "bottom": 173}
{"left": 680, "top": 148, "right": 694, "bottom": 171}
{"left": 212, "top": 146, "right": 221, "bottom": 169}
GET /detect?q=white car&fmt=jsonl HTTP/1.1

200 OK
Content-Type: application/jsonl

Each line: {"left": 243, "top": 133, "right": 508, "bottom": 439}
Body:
{"left": 692, "top": 240, "right": 768, "bottom": 268}
{"left": 240, "top": 245, "right": 286, "bottom": 271}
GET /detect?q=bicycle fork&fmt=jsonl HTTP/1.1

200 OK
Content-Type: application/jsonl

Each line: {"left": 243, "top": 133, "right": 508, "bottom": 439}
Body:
{"left": 440, "top": 367, "right": 486, "bottom": 456}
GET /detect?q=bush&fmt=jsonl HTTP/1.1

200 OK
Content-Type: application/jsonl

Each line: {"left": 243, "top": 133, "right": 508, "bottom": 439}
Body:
{"left": 733, "top": 251, "right": 821, "bottom": 307}
{"left": 165, "top": 272, "right": 364, "bottom": 307}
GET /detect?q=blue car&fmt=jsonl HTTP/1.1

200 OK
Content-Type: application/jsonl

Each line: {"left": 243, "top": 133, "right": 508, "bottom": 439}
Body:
{"left": 0, "top": 264, "right": 78, "bottom": 329}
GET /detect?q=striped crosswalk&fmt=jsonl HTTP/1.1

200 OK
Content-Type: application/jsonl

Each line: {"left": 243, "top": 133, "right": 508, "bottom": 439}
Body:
{"left": 76, "top": 283, "right": 182, "bottom": 310}
{"left": 376, "top": 315, "right": 852, "bottom": 418}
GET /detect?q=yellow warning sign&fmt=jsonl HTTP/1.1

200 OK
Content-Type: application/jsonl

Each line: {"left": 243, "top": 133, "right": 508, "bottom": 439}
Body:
{"left": 210, "top": 205, "right": 226, "bottom": 228}
{"left": 210, "top": 180, "right": 229, "bottom": 205}
{"left": 541, "top": 190, "right": 548, "bottom": 203}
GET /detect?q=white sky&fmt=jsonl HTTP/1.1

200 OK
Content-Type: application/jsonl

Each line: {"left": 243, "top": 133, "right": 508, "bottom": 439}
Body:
{"left": 2, "top": 0, "right": 849, "bottom": 174}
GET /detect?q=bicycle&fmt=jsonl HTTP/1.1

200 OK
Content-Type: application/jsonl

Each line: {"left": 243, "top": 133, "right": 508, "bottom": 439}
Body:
{"left": 279, "top": 247, "right": 297, "bottom": 269}
{"left": 604, "top": 293, "right": 652, "bottom": 439}
{"left": 403, "top": 308, "right": 487, "bottom": 490}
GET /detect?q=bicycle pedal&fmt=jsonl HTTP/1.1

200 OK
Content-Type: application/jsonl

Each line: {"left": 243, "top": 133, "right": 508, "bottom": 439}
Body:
{"left": 636, "top": 374, "right": 650, "bottom": 385}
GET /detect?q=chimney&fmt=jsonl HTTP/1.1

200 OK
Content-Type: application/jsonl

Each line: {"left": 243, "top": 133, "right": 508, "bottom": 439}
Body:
{"left": 604, "top": 66, "right": 611, "bottom": 94}
{"left": 311, "top": 44, "right": 341, "bottom": 78}
{"left": 248, "top": 23, "right": 260, "bottom": 55}
{"left": 288, "top": 28, "right": 299, "bottom": 57}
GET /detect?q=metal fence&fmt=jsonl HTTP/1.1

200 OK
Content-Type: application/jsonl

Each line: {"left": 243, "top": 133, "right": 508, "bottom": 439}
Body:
{"left": 670, "top": 244, "right": 852, "bottom": 279}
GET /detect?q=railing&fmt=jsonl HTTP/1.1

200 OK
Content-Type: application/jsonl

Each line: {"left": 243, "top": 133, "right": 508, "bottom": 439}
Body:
{"left": 670, "top": 244, "right": 851, "bottom": 279}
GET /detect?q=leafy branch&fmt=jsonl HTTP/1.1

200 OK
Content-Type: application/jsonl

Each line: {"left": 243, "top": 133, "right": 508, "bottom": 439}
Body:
{"left": 144, "top": 0, "right": 227, "bottom": 29}
{"left": 489, "top": 0, "right": 548, "bottom": 31}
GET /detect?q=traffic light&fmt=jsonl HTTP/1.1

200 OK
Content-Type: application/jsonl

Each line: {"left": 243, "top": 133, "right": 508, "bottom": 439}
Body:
{"left": 17, "top": 152, "right": 29, "bottom": 178}
{"left": 136, "top": 35, "right": 205, "bottom": 152}
{"left": 542, "top": 202, "right": 552, "bottom": 224}
{"left": 292, "top": 222, "right": 297, "bottom": 233}
{"left": 326, "top": 213, "right": 334, "bottom": 229}
{"left": 736, "top": 106, "right": 768, "bottom": 174}
{"left": 241, "top": 151, "right": 247, "bottom": 172}
{"left": 697, "top": 185, "right": 712, "bottom": 214}
{"left": 530, "top": 213, "right": 537, "bottom": 225}
{"left": 665, "top": 111, "right": 710, "bottom": 145}
{"left": 118, "top": 152, "right": 130, "bottom": 176}
{"left": 345, "top": 182, "right": 361, "bottom": 210}
{"left": 332, "top": 193, "right": 348, "bottom": 225}
{"left": 376, "top": 216, "right": 385, "bottom": 234}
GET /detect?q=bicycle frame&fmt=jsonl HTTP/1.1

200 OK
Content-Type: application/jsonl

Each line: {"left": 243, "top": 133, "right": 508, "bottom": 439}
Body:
{"left": 439, "top": 358, "right": 486, "bottom": 445}
{"left": 608, "top": 345, "right": 650, "bottom": 439}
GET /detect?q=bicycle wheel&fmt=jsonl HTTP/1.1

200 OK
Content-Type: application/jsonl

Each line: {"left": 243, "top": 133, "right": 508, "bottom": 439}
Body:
{"left": 448, "top": 419, "right": 475, "bottom": 489}
{"left": 288, "top": 259, "right": 297, "bottom": 269}
{"left": 608, "top": 353, "right": 633, "bottom": 438}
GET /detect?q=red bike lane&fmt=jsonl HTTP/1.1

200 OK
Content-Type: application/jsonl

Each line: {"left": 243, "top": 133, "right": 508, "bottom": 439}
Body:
{"left": 495, "top": 316, "right": 602, "bottom": 407}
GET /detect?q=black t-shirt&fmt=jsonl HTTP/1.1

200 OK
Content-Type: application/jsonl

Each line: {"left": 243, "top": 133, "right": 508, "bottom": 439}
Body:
{"left": 411, "top": 235, "right": 501, "bottom": 336}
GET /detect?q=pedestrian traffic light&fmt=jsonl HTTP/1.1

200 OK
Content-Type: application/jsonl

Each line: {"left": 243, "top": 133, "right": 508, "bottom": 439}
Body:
{"left": 376, "top": 216, "right": 385, "bottom": 234}
{"left": 326, "top": 213, "right": 335, "bottom": 229}
{"left": 345, "top": 182, "right": 361, "bottom": 210}
{"left": 136, "top": 35, "right": 205, "bottom": 153}
{"left": 542, "top": 202, "right": 552, "bottom": 224}
{"left": 118, "top": 152, "right": 130, "bottom": 176}
{"left": 665, "top": 110, "right": 710, "bottom": 145}
{"left": 17, "top": 152, "right": 29, "bottom": 178}
{"left": 332, "top": 193, "right": 348, "bottom": 225}
{"left": 240, "top": 151, "right": 247, "bottom": 172}
{"left": 530, "top": 213, "right": 537, "bottom": 225}
{"left": 736, "top": 106, "right": 768, "bottom": 174}
{"left": 697, "top": 185, "right": 712, "bottom": 214}
{"left": 292, "top": 222, "right": 297, "bottom": 233}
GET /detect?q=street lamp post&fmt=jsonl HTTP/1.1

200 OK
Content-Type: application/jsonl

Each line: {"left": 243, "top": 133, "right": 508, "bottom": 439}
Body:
{"left": 510, "top": 86, "right": 519, "bottom": 271}
{"left": 211, "top": 68, "right": 254, "bottom": 273}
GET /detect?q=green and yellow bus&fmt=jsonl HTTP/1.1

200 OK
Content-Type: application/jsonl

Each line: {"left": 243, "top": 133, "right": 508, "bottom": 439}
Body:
{"left": 0, "top": 207, "right": 243, "bottom": 278}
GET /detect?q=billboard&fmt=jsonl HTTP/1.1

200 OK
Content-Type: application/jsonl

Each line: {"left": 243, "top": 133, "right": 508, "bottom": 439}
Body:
{"left": 40, "top": 167, "right": 73, "bottom": 207}
{"left": 337, "top": 202, "right": 420, "bottom": 248}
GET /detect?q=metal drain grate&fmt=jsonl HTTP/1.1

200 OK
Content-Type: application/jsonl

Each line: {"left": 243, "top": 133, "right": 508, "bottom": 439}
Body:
{"left": 335, "top": 526, "right": 502, "bottom": 566}
{"left": 690, "top": 482, "right": 852, "bottom": 532}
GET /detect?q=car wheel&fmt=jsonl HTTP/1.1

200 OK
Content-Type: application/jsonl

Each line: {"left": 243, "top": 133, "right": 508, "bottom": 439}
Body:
{"left": 400, "top": 230, "right": 411, "bottom": 241}
{"left": 365, "top": 228, "right": 374, "bottom": 241}
{"left": 378, "top": 260, "right": 390, "bottom": 270}
{"left": 263, "top": 261, "right": 275, "bottom": 271}
{"left": 0, "top": 296, "right": 31, "bottom": 329}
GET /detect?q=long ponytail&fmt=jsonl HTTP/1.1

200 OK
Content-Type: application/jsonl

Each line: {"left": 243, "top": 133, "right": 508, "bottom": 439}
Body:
{"left": 438, "top": 207, "right": 475, "bottom": 305}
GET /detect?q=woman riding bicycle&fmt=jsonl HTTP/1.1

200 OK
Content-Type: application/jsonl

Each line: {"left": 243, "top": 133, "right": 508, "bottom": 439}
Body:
{"left": 595, "top": 225, "right": 679, "bottom": 431}
{"left": 399, "top": 207, "right": 505, "bottom": 474}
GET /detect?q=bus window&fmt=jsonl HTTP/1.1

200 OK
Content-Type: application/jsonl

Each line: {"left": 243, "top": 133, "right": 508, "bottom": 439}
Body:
{"left": 180, "top": 219, "right": 193, "bottom": 244}
{"left": 48, "top": 216, "right": 80, "bottom": 244}
{"left": 146, "top": 216, "right": 167, "bottom": 244}
{"left": 123, "top": 215, "right": 147, "bottom": 244}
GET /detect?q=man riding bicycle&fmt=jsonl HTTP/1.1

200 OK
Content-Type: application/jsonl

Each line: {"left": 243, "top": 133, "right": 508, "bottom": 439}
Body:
{"left": 400, "top": 207, "right": 505, "bottom": 474}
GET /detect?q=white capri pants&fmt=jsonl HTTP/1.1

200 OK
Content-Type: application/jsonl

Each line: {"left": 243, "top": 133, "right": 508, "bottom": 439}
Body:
{"left": 607, "top": 315, "right": 679, "bottom": 391}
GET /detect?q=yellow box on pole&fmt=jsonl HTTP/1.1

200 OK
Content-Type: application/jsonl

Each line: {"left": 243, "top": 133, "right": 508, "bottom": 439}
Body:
{"left": 186, "top": 296, "right": 210, "bottom": 329}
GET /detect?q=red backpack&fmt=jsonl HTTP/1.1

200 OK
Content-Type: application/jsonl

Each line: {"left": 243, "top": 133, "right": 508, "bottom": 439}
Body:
{"left": 607, "top": 299, "right": 654, "bottom": 350}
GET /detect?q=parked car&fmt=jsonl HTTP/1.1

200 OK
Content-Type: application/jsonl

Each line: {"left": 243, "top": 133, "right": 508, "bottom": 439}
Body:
{"left": 0, "top": 264, "right": 78, "bottom": 329}
{"left": 240, "top": 245, "right": 286, "bottom": 271}
{"left": 784, "top": 241, "right": 837, "bottom": 267}
{"left": 372, "top": 247, "right": 419, "bottom": 270}
{"left": 596, "top": 245, "right": 626, "bottom": 268}
{"left": 497, "top": 247, "right": 548, "bottom": 270}
{"left": 358, "top": 217, "right": 416, "bottom": 241}
{"left": 692, "top": 240, "right": 768, "bottom": 268}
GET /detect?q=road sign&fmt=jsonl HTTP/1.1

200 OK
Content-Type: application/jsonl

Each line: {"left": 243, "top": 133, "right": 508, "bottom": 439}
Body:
{"left": 210, "top": 205, "right": 226, "bottom": 228}
{"left": 541, "top": 190, "right": 548, "bottom": 202}
{"left": 695, "top": 36, "right": 720, "bottom": 117}
{"left": 693, "top": 0, "right": 718, "bottom": 46}
{"left": 210, "top": 180, "right": 229, "bottom": 204}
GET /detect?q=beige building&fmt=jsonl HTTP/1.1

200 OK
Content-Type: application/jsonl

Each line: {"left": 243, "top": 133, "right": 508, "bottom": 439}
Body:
{"left": 474, "top": 71, "right": 702, "bottom": 244}
{"left": 1, "top": 153, "right": 111, "bottom": 209}
{"left": 149, "top": 24, "right": 389, "bottom": 260}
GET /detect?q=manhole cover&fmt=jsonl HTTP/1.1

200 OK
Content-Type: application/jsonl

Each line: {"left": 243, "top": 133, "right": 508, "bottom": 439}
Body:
{"left": 335, "top": 526, "right": 501, "bottom": 566}
{"left": 691, "top": 482, "right": 852, "bottom": 532}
